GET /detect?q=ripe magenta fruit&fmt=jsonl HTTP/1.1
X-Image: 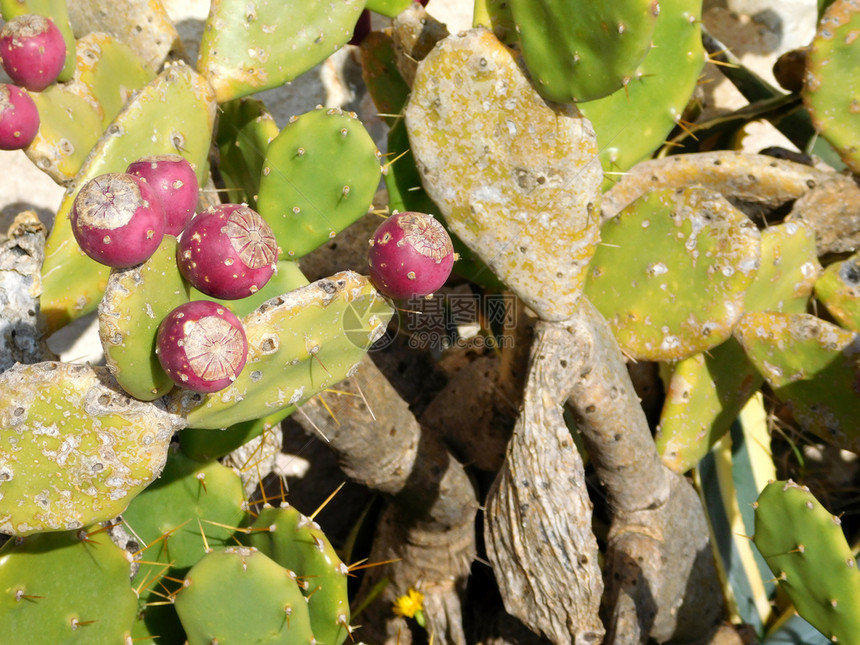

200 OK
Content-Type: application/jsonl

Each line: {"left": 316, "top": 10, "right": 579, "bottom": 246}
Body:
{"left": 0, "top": 15, "right": 66, "bottom": 92}
{"left": 71, "top": 172, "right": 166, "bottom": 268}
{"left": 156, "top": 300, "right": 248, "bottom": 393}
{"left": 127, "top": 154, "right": 199, "bottom": 236}
{"left": 0, "top": 83, "right": 38, "bottom": 149}
{"left": 367, "top": 211, "right": 455, "bottom": 299}
{"left": 177, "top": 203, "right": 278, "bottom": 300}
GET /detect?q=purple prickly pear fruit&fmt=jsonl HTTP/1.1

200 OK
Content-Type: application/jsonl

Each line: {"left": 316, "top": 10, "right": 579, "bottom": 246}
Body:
{"left": 367, "top": 211, "right": 455, "bottom": 299}
{"left": 0, "top": 83, "right": 38, "bottom": 149}
{"left": 71, "top": 172, "right": 166, "bottom": 268}
{"left": 127, "top": 154, "right": 199, "bottom": 236}
{"left": 0, "top": 15, "right": 66, "bottom": 92}
{"left": 156, "top": 300, "right": 248, "bottom": 393}
{"left": 177, "top": 203, "right": 279, "bottom": 300}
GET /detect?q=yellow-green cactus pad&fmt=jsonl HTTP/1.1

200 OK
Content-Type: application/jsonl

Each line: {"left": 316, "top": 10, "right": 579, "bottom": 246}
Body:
{"left": 405, "top": 28, "right": 603, "bottom": 322}
{"left": 99, "top": 236, "right": 190, "bottom": 401}
{"left": 734, "top": 312, "right": 860, "bottom": 453}
{"left": 27, "top": 33, "right": 155, "bottom": 184}
{"left": 657, "top": 222, "right": 820, "bottom": 471}
{"left": 815, "top": 253, "right": 860, "bottom": 332}
{"left": 40, "top": 61, "right": 216, "bottom": 334}
{"left": 803, "top": 0, "right": 860, "bottom": 174}
{"left": 171, "top": 271, "right": 394, "bottom": 429}
{"left": 198, "top": 0, "right": 365, "bottom": 103}
{"left": 0, "top": 362, "right": 183, "bottom": 536}
{"left": 585, "top": 187, "right": 760, "bottom": 361}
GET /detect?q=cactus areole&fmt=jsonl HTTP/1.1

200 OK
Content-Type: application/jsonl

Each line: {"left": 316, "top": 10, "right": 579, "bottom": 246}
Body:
{"left": 127, "top": 154, "right": 199, "bottom": 236}
{"left": 71, "top": 172, "right": 166, "bottom": 268}
{"left": 178, "top": 203, "right": 278, "bottom": 300}
{"left": 156, "top": 300, "right": 248, "bottom": 393}
{"left": 0, "top": 14, "right": 66, "bottom": 92}
{"left": 367, "top": 211, "right": 455, "bottom": 299}
{"left": 0, "top": 83, "right": 38, "bottom": 150}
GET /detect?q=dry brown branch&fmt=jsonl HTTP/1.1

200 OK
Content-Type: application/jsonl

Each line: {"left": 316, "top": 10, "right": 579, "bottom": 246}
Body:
{"left": 484, "top": 322, "right": 605, "bottom": 645}
{"left": 293, "top": 354, "right": 477, "bottom": 644}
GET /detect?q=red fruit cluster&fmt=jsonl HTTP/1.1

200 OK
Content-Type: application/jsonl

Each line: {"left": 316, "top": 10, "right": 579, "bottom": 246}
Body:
{"left": 71, "top": 156, "right": 281, "bottom": 394}
{"left": 0, "top": 14, "right": 67, "bottom": 150}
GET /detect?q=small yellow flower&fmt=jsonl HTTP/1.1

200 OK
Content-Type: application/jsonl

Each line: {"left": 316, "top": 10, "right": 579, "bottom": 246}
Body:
{"left": 392, "top": 587, "right": 426, "bottom": 627}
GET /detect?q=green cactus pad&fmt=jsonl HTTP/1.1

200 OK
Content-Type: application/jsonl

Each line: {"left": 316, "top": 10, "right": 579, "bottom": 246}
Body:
{"left": 170, "top": 271, "right": 393, "bottom": 429}
{"left": 585, "top": 187, "right": 761, "bottom": 361}
{"left": 511, "top": 0, "right": 659, "bottom": 103}
{"left": 256, "top": 107, "right": 382, "bottom": 259}
{"left": 0, "top": 0, "right": 76, "bottom": 80}
{"left": 0, "top": 527, "right": 138, "bottom": 644}
{"left": 405, "top": 28, "right": 603, "bottom": 322}
{"left": 181, "top": 408, "right": 294, "bottom": 462}
{"left": 215, "top": 97, "right": 280, "bottom": 208}
{"left": 754, "top": 480, "right": 860, "bottom": 644}
{"left": 27, "top": 33, "right": 155, "bottom": 185}
{"left": 815, "top": 253, "right": 860, "bottom": 332}
{"left": 473, "top": 0, "right": 518, "bottom": 45}
{"left": 40, "top": 61, "right": 217, "bottom": 334}
{"left": 657, "top": 222, "right": 819, "bottom": 471}
{"left": 366, "top": 0, "right": 412, "bottom": 17}
{"left": 198, "top": 0, "right": 365, "bottom": 103}
{"left": 99, "top": 235, "right": 190, "bottom": 401}
{"left": 577, "top": 0, "right": 704, "bottom": 184}
{"left": 657, "top": 340, "right": 761, "bottom": 473}
{"left": 803, "top": 0, "right": 860, "bottom": 174}
{"left": 123, "top": 451, "right": 246, "bottom": 571}
{"left": 0, "top": 362, "right": 183, "bottom": 536}
{"left": 189, "top": 260, "right": 310, "bottom": 319}
{"left": 175, "top": 546, "right": 314, "bottom": 644}
{"left": 243, "top": 504, "right": 351, "bottom": 645}
{"left": 360, "top": 29, "right": 412, "bottom": 127}
{"left": 734, "top": 312, "right": 860, "bottom": 453}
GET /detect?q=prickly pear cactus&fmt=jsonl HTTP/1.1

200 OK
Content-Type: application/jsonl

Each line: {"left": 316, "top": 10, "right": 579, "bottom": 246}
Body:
{"left": 243, "top": 504, "right": 351, "bottom": 645}
{"left": 0, "top": 362, "right": 183, "bottom": 535}
{"left": 754, "top": 480, "right": 860, "bottom": 644}
{"left": 256, "top": 106, "right": 382, "bottom": 259}
{"left": 577, "top": 0, "right": 705, "bottom": 182}
{"left": 99, "top": 235, "right": 190, "bottom": 401}
{"left": 803, "top": 0, "right": 860, "bottom": 174}
{"left": 405, "top": 28, "right": 603, "bottom": 321}
{"left": 585, "top": 187, "right": 761, "bottom": 361}
{"left": 656, "top": 222, "right": 819, "bottom": 471}
{"left": 0, "top": 526, "right": 139, "bottom": 644}
{"left": 174, "top": 546, "right": 315, "bottom": 644}
{"left": 198, "top": 0, "right": 365, "bottom": 103}
{"left": 40, "top": 61, "right": 216, "bottom": 333}
{"left": 734, "top": 312, "right": 860, "bottom": 453}
{"left": 171, "top": 271, "right": 393, "bottom": 429}
{"left": 215, "top": 97, "right": 280, "bottom": 208}
{"left": 815, "top": 252, "right": 860, "bottom": 332}
{"left": 123, "top": 450, "right": 247, "bottom": 571}
{"left": 0, "top": 0, "right": 76, "bottom": 80}
{"left": 511, "top": 0, "right": 659, "bottom": 103}
{"left": 27, "top": 33, "right": 154, "bottom": 184}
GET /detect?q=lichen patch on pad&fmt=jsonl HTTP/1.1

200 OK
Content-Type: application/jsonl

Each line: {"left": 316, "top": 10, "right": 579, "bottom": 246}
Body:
{"left": 405, "top": 28, "right": 602, "bottom": 322}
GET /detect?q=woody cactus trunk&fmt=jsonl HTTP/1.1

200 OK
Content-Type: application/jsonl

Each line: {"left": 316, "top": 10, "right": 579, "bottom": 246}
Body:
{"left": 3, "top": 1, "right": 860, "bottom": 644}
